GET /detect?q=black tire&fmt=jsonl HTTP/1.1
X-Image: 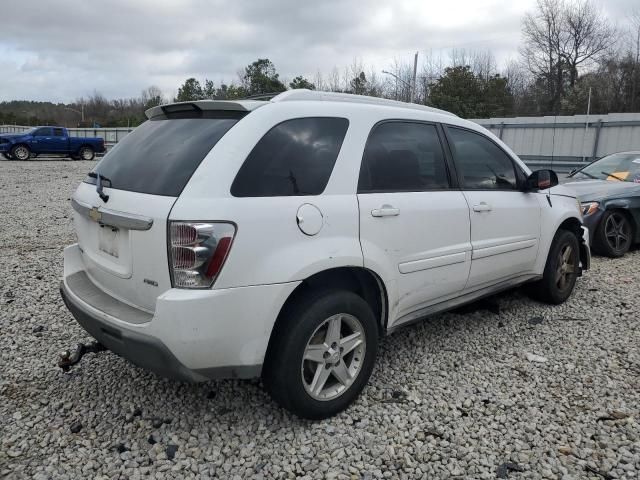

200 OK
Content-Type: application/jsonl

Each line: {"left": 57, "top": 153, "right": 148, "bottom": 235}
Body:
{"left": 1, "top": 153, "right": 13, "bottom": 160}
{"left": 263, "top": 289, "right": 378, "bottom": 420}
{"left": 593, "top": 210, "right": 633, "bottom": 258}
{"left": 70, "top": 154, "right": 80, "bottom": 160}
{"left": 10, "top": 144, "right": 31, "bottom": 161}
{"left": 528, "top": 229, "right": 580, "bottom": 305}
{"left": 78, "top": 146, "right": 95, "bottom": 160}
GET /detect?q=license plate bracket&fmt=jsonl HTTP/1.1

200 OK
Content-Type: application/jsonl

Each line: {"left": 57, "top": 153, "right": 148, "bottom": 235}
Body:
{"left": 98, "top": 225, "right": 119, "bottom": 258}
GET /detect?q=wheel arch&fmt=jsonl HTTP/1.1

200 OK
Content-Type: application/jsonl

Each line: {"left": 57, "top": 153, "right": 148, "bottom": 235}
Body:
{"left": 557, "top": 216, "right": 589, "bottom": 273}
{"left": 10, "top": 143, "right": 31, "bottom": 159}
{"left": 77, "top": 144, "right": 95, "bottom": 153}
{"left": 264, "top": 266, "right": 389, "bottom": 366}
{"left": 601, "top": 202, "right": 638, "bottom": 240}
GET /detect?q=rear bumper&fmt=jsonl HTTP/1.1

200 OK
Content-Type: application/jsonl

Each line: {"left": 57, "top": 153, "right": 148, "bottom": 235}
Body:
{"left": 60, "top": 280, "right": 203, "bottom": 381}
{"left": 61, "top": 244, "right": 299, "bottom": 382}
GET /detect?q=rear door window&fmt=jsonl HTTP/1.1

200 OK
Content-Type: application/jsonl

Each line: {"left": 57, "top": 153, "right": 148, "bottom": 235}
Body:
{"left": 231, "top": 117, "right": 349, "bottom": 197}
{"left": 85, "top": 111, "right": 244, "bottom": 196}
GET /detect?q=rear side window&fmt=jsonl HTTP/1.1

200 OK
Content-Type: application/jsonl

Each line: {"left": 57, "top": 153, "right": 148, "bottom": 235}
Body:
{"left": 85, "top": 112, "right": 243, "bottom": 196}
{"left": 53, "top": 128, "right": 65, "bottom": 137}
{"left": 446, "top": 127, "right": 517, "bottom": 190}
{"left": 231, "top": 117, "right": 349, "bottom": 197}
{"left": 358, "top": 121, "right": 450, "bottom": 193}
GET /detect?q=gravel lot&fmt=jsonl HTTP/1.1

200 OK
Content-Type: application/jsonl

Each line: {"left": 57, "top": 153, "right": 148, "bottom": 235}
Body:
{"left": 1, "top": 160, "right": 639, "bottom": 480}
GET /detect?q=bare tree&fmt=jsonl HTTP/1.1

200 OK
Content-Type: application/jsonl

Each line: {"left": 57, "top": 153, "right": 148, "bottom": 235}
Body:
{"left": 521, "top": 0, "right": 565, "bottom": 112}
{"left": 141, "top": 85, "right": 165, "bottom": 108}
{"left": 629, "top": 8, "right": 640, "bottom": 110}
{"left": 562, "top": 0, "right": 616, "bottom": 87}
{"left": 521, "top": 0, "right": 616, "bottom": 112}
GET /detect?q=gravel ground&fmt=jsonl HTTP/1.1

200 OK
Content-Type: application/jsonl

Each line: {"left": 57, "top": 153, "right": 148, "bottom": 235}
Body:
{"left": 1, "top": 160, "right": 639, "bottom": 480}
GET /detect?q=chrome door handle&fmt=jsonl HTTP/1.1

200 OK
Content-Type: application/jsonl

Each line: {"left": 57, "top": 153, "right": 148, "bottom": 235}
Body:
{"left": 371, "top": 205, "right": 400, "bottom": 217}
{"left": 473, "top": 202, "right": 492, "bottom": 212}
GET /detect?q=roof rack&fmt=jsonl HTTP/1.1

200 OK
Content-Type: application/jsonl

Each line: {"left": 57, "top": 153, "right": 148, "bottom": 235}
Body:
{"left": 240, "top": 92, "right": 282, "bottom": 101}
{"left": 271, "top": 89, "right": 456, "bottom": 117}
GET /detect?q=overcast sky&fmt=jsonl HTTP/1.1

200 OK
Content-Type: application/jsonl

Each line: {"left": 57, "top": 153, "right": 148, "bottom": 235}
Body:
{"left": 0, "top": 0, "right": 636, "bottom": 103}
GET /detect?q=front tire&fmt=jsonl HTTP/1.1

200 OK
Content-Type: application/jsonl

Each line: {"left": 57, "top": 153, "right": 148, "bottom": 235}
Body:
{"left": 593, "top": 210, "right": 633, "bottom": 257}
{"left": 263, "top": 289, "right": 378, "bottom": 420}
{"left": 78, "top": 147, "right": 95, "bottom": 160}
{"left": 10, "top": 145, "right": 30, "bottom": 161}
{"left": 1, "top": 153, "right": 13, "bottom": 160}
{"left": 528, "top": 229, "right": 580, "bottom": 305}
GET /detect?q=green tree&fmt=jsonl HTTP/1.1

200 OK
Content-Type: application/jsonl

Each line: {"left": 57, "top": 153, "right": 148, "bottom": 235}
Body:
{"left": 428, "top": 66, "right": 483, "bottom": 117}
{"left": 175, "top": 78, "right": 204, "bottom": 102}
{"left": 480, "top": 75, "right": 514, "bottom": 117}
{"left": 289, "top": 76, "right": 315, "bottom": 90}
{"left": 429, "top": 66, "right": 513, "bottom": 118}
{"left": 241, "top": 59, "right": 286, "bottom": 95}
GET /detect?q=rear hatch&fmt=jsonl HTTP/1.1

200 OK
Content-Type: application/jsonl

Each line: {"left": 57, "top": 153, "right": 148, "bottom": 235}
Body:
{"left": 72, "top": 107, "right": 246, "bottom": 312}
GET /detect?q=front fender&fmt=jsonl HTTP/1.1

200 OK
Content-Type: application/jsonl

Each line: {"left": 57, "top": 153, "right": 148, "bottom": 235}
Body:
{"left": 533, "top": 193, "right": 586, "bottom": 275}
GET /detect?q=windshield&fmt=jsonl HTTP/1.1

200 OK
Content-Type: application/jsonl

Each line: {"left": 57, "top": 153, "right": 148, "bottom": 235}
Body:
{"left": 84, "top": 112, "right": 244, "bottom": 196}
{"left": 572, "top": 153, "right": 640, "bottom": 183}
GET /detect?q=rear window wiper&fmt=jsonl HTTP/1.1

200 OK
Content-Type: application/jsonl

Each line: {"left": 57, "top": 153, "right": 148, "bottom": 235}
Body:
{"left": 87, "top": 172, "right": 111, "bottom": 202}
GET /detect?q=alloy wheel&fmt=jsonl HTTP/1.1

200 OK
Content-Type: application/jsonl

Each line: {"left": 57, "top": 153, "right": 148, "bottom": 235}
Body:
{"left": 13, "top": 146, "right": 29, "bottom": 160}
{"left": 80, "top": 148, "right": 93, "bottom": 160}
{"left": 604, "top": 213, "right": 631, "bottom": 252}
{"left": 301, "top": 313, "right": 366, "bottom": 401}
{"left": 555, "top": 243, "right": 576, "bottom": 291}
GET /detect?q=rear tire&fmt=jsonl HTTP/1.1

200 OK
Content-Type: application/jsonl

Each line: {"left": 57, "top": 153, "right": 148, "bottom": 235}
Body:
{"left": 527, "top": 229, "right": 580, "bottom": 305}
{"left": 593, "top": 210, "right": 633, "bottom": 258}
{"left": 263, "top": 289, "right": 378, "bottom": 420}
{"left": 78, "top": 146, "right": 95, "bottom": 160}
{"left": 10, "top": 144, "right": 30, "bottom": 161}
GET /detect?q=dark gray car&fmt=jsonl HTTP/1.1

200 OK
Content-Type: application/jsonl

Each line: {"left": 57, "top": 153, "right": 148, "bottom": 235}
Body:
{"left": 564, "top": 151, "right": 640, "bottom": 257}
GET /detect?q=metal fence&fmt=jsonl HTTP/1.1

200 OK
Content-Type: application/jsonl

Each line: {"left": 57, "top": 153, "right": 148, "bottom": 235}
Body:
{"left": 473, "top": 112, "right": 640, "bottom": 172}
{"left": 4, "top": 112, "right": 640, "bottom": 172}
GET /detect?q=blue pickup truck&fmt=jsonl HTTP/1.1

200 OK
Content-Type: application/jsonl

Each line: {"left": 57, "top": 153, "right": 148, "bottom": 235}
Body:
{"left": 0, "top": 126, "right": 105, "bottom": 160}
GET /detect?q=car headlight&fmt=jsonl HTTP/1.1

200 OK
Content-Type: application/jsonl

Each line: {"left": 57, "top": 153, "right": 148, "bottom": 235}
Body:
{"left": 581, "top": 201, "right": 599, "bottom": 216}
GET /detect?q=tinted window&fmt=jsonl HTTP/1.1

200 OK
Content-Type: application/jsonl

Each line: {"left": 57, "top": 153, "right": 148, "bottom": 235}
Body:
{"left": 358, "top": 122, "right": 449, "bottom": 193}
{"left": 34, "top": 128, "right": 52, "bottom": 137}
{"left": 53, "top": 128, "right": 65, "bottom": 137}
{"left": 231, "top": 117, "right": 349, "bottom": 197}
{"left": 85, "top": 112, "right": 243, "bottom": 196}
{"left": 447, "top": 127, "right": 517, "bottom": 190}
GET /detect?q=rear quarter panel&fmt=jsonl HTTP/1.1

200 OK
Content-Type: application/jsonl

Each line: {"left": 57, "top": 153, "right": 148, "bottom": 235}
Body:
{"left": 171, "top": 103, "right": 371, "bottom": 289}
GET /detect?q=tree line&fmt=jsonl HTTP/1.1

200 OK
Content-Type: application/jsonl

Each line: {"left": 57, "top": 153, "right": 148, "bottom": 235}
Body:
{"left": 1, "top": 0, "right": 638, "bottom": 128}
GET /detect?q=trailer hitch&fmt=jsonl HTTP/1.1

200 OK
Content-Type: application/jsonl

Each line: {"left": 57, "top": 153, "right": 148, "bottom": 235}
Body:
{"left": 58, "top": 341, "right": 107, "bottom": 372}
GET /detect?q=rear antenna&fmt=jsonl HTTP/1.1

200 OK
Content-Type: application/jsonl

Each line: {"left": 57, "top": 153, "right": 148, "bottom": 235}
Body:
{"left": 547, "top": 107, "right": 558, "bottom": 207}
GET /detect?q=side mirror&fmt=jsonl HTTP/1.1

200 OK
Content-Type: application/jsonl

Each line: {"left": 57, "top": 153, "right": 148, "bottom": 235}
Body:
{"left": 525, "top": 169, "right": 558, "bottom": 191}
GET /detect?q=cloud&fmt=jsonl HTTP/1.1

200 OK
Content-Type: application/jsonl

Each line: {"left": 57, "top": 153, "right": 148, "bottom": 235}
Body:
{"left": 0, "top": 0, "right": 634, "bottom": 102}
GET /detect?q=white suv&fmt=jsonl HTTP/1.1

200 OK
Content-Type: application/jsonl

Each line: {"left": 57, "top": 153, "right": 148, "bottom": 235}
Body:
{"left": 61, "top": 90, "right": 590, "bottom": 419}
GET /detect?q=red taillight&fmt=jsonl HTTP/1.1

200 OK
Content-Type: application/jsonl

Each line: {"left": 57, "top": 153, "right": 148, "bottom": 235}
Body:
{"left": 169, "top": 222, "right": 236, "bottom": 289}
{"left": 205, "top": 236, "right": 233, "bottom": 278}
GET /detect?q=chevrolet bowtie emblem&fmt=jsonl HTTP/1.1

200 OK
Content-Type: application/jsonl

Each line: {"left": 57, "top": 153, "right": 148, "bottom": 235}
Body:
{"left": 88, "top": 207, "right": 102, "bottom": 222}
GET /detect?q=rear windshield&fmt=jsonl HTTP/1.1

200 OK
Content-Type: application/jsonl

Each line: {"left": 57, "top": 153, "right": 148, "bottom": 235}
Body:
{"left": 85, "top": 112, "right": 244, "bottom": 196}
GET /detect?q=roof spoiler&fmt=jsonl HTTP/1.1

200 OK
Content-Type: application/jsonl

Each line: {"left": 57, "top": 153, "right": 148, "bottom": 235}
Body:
{"left": 145, "top": 100, "right": 266, "bottom": 119}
